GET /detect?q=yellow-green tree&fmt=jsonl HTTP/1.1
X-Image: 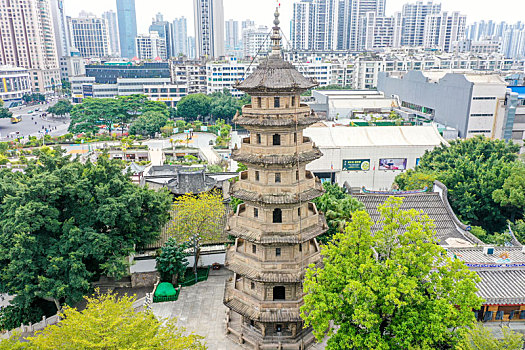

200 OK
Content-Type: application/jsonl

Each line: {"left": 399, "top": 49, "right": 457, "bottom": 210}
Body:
{"left": 456, "top": 323, "right": 524, "bottom": 350}
{"left": 168, "top": 191, "right": 225, "bottom": 281}
{"left": 0, "top": 293, "right": 205, "bottom": 349}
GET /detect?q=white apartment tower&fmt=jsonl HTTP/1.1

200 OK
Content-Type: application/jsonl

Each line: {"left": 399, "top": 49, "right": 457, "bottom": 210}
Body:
{"left": 360, "top": 12, "right": 402, "bottom": 50}
{"left": 136, "top": 32, "right": 167, "bottom": 60}
{"left": 68, "top": 13, "right": 111, "bottom": 58}
{"left": 347, "top": 0, "right": 386, "bottom": 50}
{"left": 423, "top": 11, "right": 466, "bottom": 52}
{"left": 292, "top": 0, "right": 315, "bottom": 51}
{"left": 49, "top": 0, "right": 71, "bottom": 57}
{"left": 225, "top": 19, "right": 239, "bottom": 50}
{"left": 102, "top": 10, "right": 120, "bottom": 56}
{"left": 242, "top": 26, "right": 271, "bottom": 58}
{"left": 401, "top": 1, "right": 442, "bottom": 47}
{"left": 0, "top": 0, "right": 61, "bottom": 93}
{"left": 193, "top": 0, "right": 225, "bottom": 58}
{"left": 173, "top": 17, "right": 188, "bottom": 57}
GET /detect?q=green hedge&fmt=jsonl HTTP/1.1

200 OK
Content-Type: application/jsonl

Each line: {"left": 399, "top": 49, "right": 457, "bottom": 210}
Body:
{"left": 178, "top": 267, "right": 210, "bottom": 287}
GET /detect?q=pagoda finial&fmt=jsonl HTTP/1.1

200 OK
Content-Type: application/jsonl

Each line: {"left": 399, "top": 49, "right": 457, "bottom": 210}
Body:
{"left": 270, "top": 5, "right": 282, "bottom": 57}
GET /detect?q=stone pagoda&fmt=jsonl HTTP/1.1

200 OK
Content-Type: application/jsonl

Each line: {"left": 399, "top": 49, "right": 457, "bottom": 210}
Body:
{"left": 223, "top": 7, "right": 327, "bottom": 349}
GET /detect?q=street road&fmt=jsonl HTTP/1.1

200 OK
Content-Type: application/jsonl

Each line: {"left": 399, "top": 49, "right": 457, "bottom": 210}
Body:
{"left": 0, "top": 100, "right": 70, "bottom": 141}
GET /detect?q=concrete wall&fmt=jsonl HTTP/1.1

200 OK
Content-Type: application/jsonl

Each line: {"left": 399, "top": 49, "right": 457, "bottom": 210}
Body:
{"left": 378, "top": 71, "right": 473, "bottom": 137}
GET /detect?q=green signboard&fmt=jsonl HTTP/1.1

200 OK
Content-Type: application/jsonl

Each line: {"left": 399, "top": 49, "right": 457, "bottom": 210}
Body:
{"left": 342, "top": 159, "right": 371, "bottom": 171}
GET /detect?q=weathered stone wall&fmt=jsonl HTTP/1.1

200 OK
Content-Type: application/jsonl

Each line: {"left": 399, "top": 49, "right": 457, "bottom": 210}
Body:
{"left": 131, "top": 271, "right": 159, "bottom": 288}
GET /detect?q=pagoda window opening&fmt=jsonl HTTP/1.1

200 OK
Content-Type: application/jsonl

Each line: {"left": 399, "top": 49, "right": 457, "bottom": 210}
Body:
{"left": 273, "top": 134, "right": 281, "bottom": 145}
{"left": 273, "top": 286, "right": 285, "bottom": 300}
{"left": 276, "top": 247, "right": 281, "bottom": 256}
{"left": 299, "top": 243, "right": 302, "bottom": 252}
{"left": 250, "top": 319, "right": 255, "bottom": 327}
{"left": 254, "top": 208, "right": 259, "bottom": 218}
{"left": 275, "top": 173, "right": 281, "bottom": 183}
{"left": 298, "top": 208, "right": 301, "bottom": 217}
{"left": 296, "top": 170, "right": 299, "bottom": 180}
{"left": 276, "top": 324, "right": 283, "bottom": 332}
{"left": 273, "top": 208, "right": 282, "bottom": 223}
{"left": 294, "top": 132, "right": 297, "bottom": 144}
{"left": 292, "top": 96, "right": 296, "bottom": 106}
{"left": 252, "top": 244, "right": 257, "bottom": 254}
{"left": 251, "top": 282, "right": 255, "bottom": 290}
{"left": 257, "top": 97, "right": 261, "bottom": 107}
{"left": 274, "top": 97, "right": 280, "bottom": 108}
{"left": 255, "top": 171, "right": 260, "bottom": 181}
{"left": 256, "top": 133, "right": 261, "bottom": 144}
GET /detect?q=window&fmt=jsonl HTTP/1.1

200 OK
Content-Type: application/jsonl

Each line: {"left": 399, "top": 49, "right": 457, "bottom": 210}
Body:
{"left": 275, "top": 173, "right": 281, "bottom": 183}
{"left": 276, "top": 324, "right": 283, "bottom": 332}
{"left": 294, "top": 132, "right": 297, "bottom": 144}
{"left": 256, "top": 133, "right": 261, "bottom": 144}
{"left": 273, "top": 286, "right": 285, "bottom": 300}
{"left": 251, "top": 282, "right": 255, "bottom": 290}
{"left": 470, "top": 113, "right": 494, "bottom": 117}
{"left": 292, "top": 96, "right": 295, "bottom": 106}
{"left": 255, "top": 171, "right": 259, "bottom": 181}
{"left": 250, "top": 319, "right": 255, "bottom": 326}
{"left": 273, "top": 209, "right": 282, "bottom": 223}
{"left": 252, "top": 244, "right": 256, "bottom": 254}
{"left": 473, "top": 96, "right": 496, "bottom": 100}
{"left": 257, "top": 97, "right": 261, "bottom": 107}
{"left": 275, "top": 247, "right": 281, "bottom": 256}
{"left": 273, "top": 134, "right": 281, "bottom": 145}
{"left": 274, "top": 97, "right": 280, "bottom": 108}
{"left": 254, "top": 208, "right": 258, "bottom": 218}
{"left": 298, "top": 208, "right": 301, "bottom": 217}
{"left": 299, "top": 243, "right": 302, "bottom": 252}
{"left": 296, "top": 170, "right": 299, "bottom": 181}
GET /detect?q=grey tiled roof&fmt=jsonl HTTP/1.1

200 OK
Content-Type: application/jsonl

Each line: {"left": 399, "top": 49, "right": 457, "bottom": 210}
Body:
{"left": 476, "top": 270, "right": 525, "bottom": 304}
{"left": 235, "top": 56, "right": 317, "bottom": 93}
{"left": 447, "top": 247, "right": 525, "bottom": 265}
{"left": 353, "top": 192, "right": 483, "bottom": 246}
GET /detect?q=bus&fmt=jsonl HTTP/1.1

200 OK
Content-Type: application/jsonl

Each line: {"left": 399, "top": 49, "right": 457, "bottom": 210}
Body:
{"left": 10, "top": 116, "right": 22, "bottom": 124}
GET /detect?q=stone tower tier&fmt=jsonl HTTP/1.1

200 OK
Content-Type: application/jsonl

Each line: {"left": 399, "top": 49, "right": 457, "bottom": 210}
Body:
{"left": 226, "top": 219, "right": 327, "bottom": 244}
{"left": 234, "top": 104, "right": 321, "bottom": 128}
{"left": 232, "top": 148, "right": 322, "bottom": 166}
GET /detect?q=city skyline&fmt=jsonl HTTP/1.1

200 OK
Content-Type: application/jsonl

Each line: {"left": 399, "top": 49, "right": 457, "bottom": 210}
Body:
{"left": 65, "top": 0, "right": 525, "bottom": 42}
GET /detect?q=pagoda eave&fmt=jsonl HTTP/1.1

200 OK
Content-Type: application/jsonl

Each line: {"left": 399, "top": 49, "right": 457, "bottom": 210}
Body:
{"left": 231, "top": 149, "right": 323, "bottom": 166}
{"left": 233, "top": 115, "right": 321, "bottom": 128}
{"left": 232, "top": 188, "right": 324, "bottom": 205}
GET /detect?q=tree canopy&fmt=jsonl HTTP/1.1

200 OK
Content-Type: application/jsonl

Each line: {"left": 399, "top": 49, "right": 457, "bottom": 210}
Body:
{"left": 0, "top": 149, "right": 172, "bottom": 329}
{"left": 395, "top": 136, "right": 523, "bottom": 235}
{"left": 0, "top": 293, "right": 205, "bottom": 349}
{"left": 129, "top": 111, "right": 168, "bottom": 137}
{"left": 47, "top": 99, "right": 72, "bottom": 117}
{"left": 176, "top": 94, "right": 212, "bottom": 121}
{"left": 0, "top": 99, "right": 12, "bottom": 119}
{"left": 301, "top": 197, "right": 483, "bottom": 349}
{"left": 168, "top": 191, "right": 225, "bottom": 277}
{"left": 156, "top": 238, "right": 189, "bottom": 284}
{"left": 456, "top": 323, "right": 524, "bottom": 350}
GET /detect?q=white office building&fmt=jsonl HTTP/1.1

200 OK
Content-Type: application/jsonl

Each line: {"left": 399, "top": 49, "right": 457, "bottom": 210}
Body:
{"left": 0, "top": 65, "right": 32, "bottom": 103}
{"left": 136, "top": 32, "right": 167, "bottom": 60}
{"left": 242, "top": 26, "right": 270, "bottom": 58}
{"left": 68, "top": 13, "right": 111, "bottom": 58}
{"left": 193, "top": 0, "right": 225, "bottom": 58}
{"left": 0, "top": 0, "right": 61, "bottom": 93}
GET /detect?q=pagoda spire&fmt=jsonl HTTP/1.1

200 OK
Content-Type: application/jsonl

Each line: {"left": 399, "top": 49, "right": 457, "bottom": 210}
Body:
{"left": 270, "top": 6, "right": 282, "bottom": 57}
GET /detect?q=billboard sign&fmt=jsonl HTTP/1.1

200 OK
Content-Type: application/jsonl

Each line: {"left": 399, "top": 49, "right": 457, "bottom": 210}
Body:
{"left": 342, "top": 159, "right": 371, "bottom": 171}
{"left": 379, "top": 158, "right": 407, "bottom": 170}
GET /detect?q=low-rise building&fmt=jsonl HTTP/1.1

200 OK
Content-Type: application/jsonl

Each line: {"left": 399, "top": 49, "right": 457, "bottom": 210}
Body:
{"left": 378, "top": 70, "right": 518, "bottom": 139}
{"left": 0, "top": 66, "right": 31, "bottom": 105}
{"left": 303, "top": 124, "right": 447, "bottom": 190}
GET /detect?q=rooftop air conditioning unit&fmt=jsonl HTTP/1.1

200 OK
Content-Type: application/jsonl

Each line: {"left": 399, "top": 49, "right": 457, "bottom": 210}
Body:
{"left": 483, "top": 246, "right": 494, "bottom": 255}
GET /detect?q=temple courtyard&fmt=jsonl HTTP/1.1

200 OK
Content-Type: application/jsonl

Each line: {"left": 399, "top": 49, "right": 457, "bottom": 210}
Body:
{"left": 151, "top": 268, "right": 326, "bottom": 349}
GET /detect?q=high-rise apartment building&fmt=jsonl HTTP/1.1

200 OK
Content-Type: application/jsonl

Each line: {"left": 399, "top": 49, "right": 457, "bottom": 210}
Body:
{"left": 0, "top": 0, "right": 61, "bottom": 93}
{"left": 400, "top": 1, "right": 441, "bottom": 47}
{"left": 187, "top": 36, "right": 196, "bottom": 59}
{"left": 49, "top": 0, "right": 71, "bottom": 57}
{"left": 173, "top": 17, "right": 189, "bottom": 57}
{"left": 136, "top": 32, "right": 167, "bottom": 60}
{"left": 242, "top": 25, "right": 271, "bottom": 58}
{"left": 193, "top": 0, "right": 225, "bottom": 58}
{"left": 102, "top": 10, "right": 120, "bottom": 56}
{"left": 291, "top": 0, "right": 315, "bottom": 51}
{"left": 346, "top": 0, "right": 386, "bottom": 50}
{"left": 150, "top": 13, "right": 173, "bottom": 58}
{"left": 360, "top": 12, "right": 402, "bottom": 50}
{"left": 68, "top": 13, "right": 111, "bottom": 58}
{"left": 242, "top": 19, "right": 255, "bottom": 30}
{"left": 116, "top": 0, "right": 137, "bottom": 58}
{"left": 423, "top": 11, "right": 466, "bottom": 52}
{"left": 225, "top": 19, "right": 240, "bottom": 51}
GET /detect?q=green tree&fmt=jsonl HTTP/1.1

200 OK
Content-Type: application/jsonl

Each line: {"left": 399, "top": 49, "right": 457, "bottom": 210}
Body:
{"left": 394, "top": 169, "right": 437, "bottom": 191}
{"left": 168, "top": 191, "right": 225, "bottom": 280}
{"left": 492, "top": 162, "right": 525, "bottom": 222}
{"left": 210, "top": 91, "right": 241, "bottom": 122}
{"left": 176, "top": 94, "right": 211, "bottom": 121}
{"left": 0, "top": 99, "right": 13, "bottom": 119}
{"left": 0, "top": 293, "right": 205, "bottom": 349}
{"left": 156, "top": 238, "right": 189, "bottom": 284}
{"left": 47, "top": 99, "right": 72, "bottom": 117}
{"left": 60, "top": 79, "right": 71, "bottom": 95}
{"left": 456, "top": 323, "right": 524, "bottom": 350}
{"left": 395, "top": 136, "right": 521, "bottom": 233}
{"left": 206, "top": 164, "right": 223, "bottom": 173}
{"left": 22, "top": 93, "right": 45, "bottom": 104}
{"left": 68, "top": 98, "right": 123, "bottom": 134}
{"left": 129, "top": 111, "right": 169, "bottom": 137}
{"left": 0, "top": 150, "right": 172, "bottom": 328}
{"left": 301, "top": 197, "right": 483, "bottom": 349}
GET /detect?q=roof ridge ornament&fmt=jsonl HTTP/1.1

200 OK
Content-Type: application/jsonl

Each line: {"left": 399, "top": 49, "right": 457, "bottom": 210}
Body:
{"left": 270, "top": 6, "right": 282, "bottom": 57}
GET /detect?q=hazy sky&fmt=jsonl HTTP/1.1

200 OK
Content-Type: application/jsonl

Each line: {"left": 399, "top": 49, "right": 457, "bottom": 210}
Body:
{"left": 65, "top": 0, "right": 525, "bottom": 40}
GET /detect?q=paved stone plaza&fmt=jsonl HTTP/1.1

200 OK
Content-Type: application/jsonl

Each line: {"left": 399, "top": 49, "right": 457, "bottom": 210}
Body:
{"left": 151, "top": 268, "right": 325, "bottom": 349}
